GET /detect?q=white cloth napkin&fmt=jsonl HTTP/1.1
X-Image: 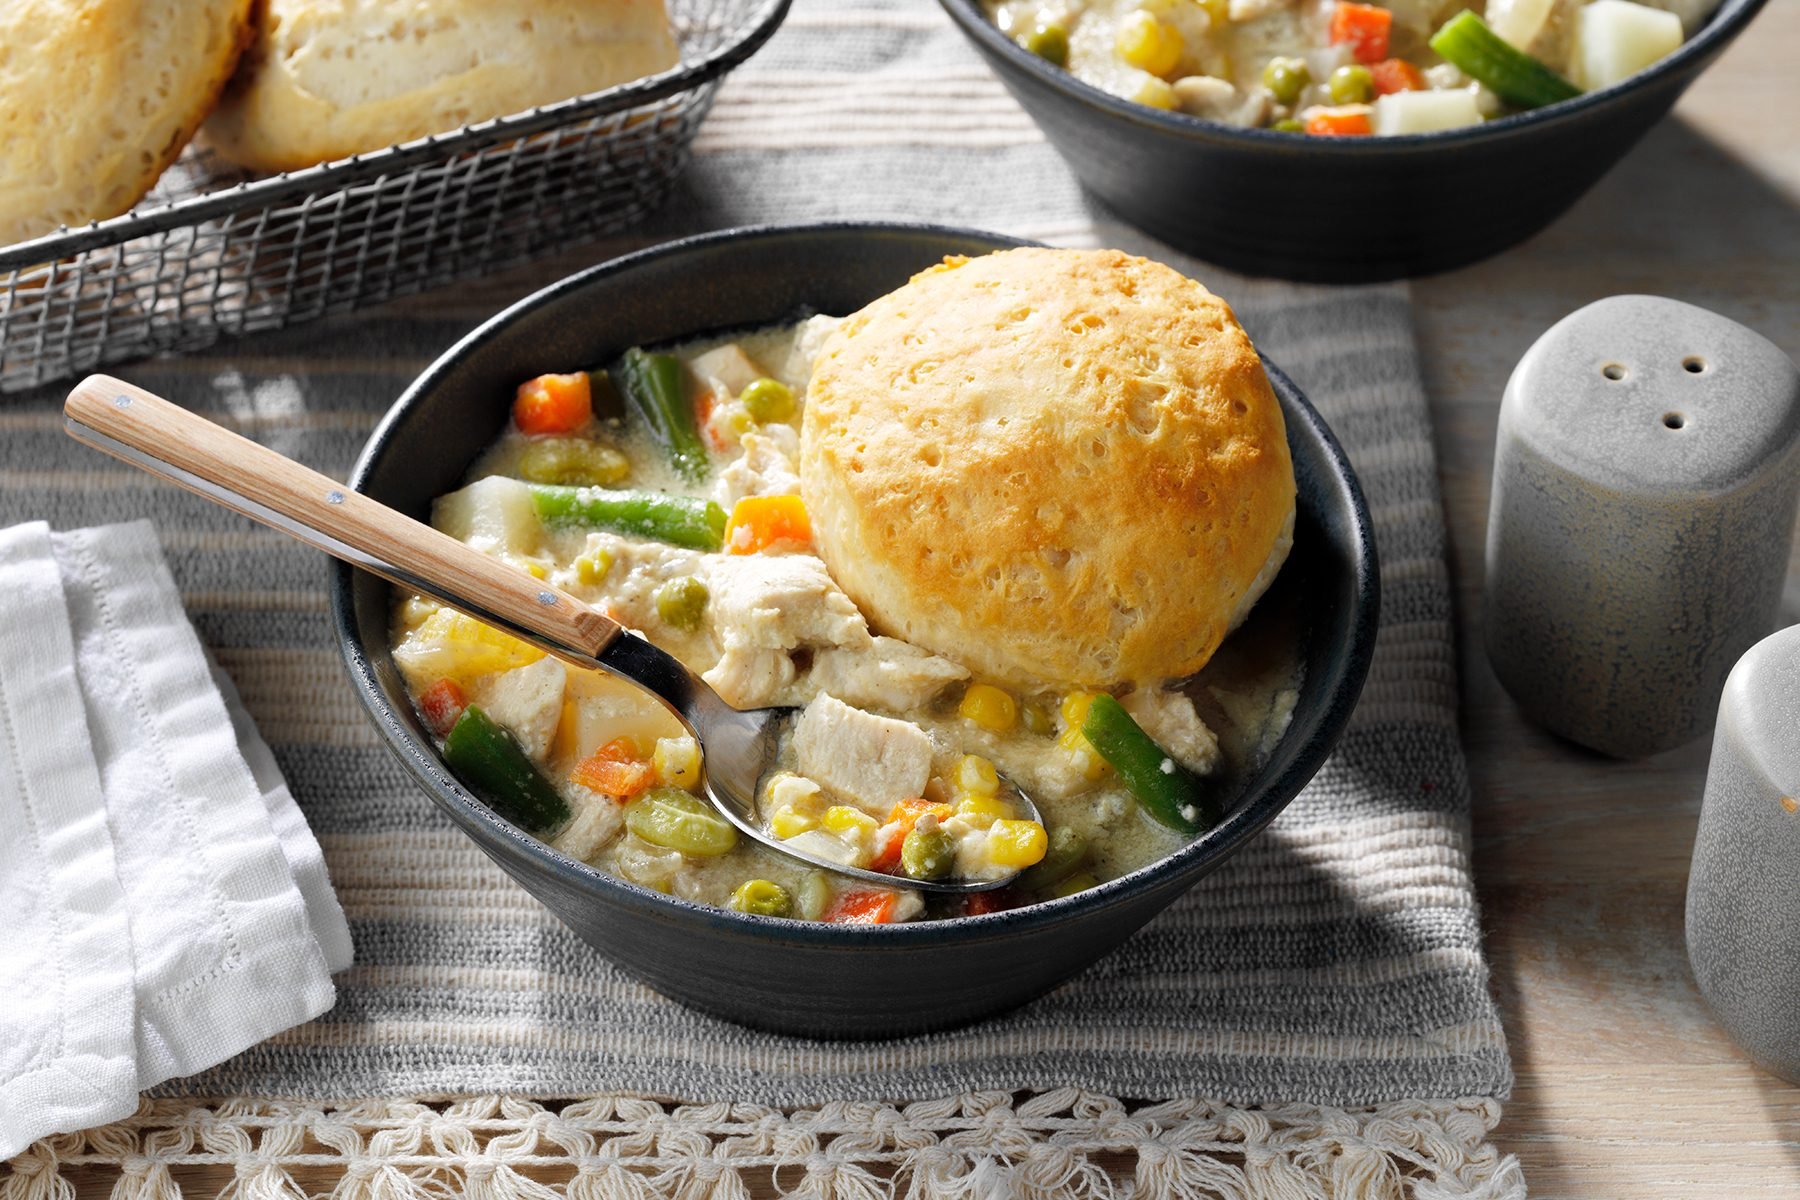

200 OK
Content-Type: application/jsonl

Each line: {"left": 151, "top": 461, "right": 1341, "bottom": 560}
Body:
{"left": 0, "top": 520, "right": 351, "bottom": 1158}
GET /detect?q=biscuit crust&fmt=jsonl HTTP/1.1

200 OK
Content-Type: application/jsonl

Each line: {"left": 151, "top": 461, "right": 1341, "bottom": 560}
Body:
{"left": 204, "top": 0, "right": 679, "bottom": 173}
{"left": 0, "top": 0, "right": 254, "bottom": 246}
{"left": 801, "top": 248, "right": 1296, "bottom": 691}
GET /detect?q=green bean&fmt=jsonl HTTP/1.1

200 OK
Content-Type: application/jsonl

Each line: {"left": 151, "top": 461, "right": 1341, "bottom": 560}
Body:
{"left": 625, "top": 787, "right": 738, "bottom": 856}
{"left": 1081, "top": 694, "right": 1221, "bottom": 835}
{"left": 617, "top": 348, "right": 710, "bottom": 482}
{"left": 654, "top": 576, "right": 709, "bottom": 630}
{"left": 528, "top": 483, "right": 726, "bottom": 551}
{"left": 1429, "top": 11, "right": 1580, "bottom": 109}
{"left": 442, "top": 705, "right": 570, "bottom": 834}
{"left": 901, "top": 824, "right": 957, "bottom": 881}
{"left": 1016, "top": 826, "right": 1088, "bottom": 892}
{"left": 728, "top": 879, "right": 792, "bottom": 917}
{"left": 1271, "top": 117, "right": 1306, "bottom": 133}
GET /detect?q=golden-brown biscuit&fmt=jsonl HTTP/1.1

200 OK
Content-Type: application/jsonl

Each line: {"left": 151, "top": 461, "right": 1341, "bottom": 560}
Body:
{"left": 0, "top": 0, "right": 254, "bottom": 246}
{"left": 800, "top": 248, "right": 1296, "bottom": 691}
{"left": 204, "top": 0, "right": 680, "bottom": 173}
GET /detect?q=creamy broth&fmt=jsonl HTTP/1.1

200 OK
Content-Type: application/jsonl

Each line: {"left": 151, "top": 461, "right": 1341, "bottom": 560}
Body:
{"left": 390, "top": 317, "right": 1301, "bottom": 922}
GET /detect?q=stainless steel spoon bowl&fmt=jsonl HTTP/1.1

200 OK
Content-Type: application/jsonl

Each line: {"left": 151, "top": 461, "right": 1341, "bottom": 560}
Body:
{"left": 63, "top": 374, "right": 1033, "bottom": 893}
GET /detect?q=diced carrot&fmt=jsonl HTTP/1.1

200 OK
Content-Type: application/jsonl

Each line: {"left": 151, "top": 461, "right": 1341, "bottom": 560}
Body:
{"left": 1329, "top": 2, "right": 1393, "bottom": 63}
{"left": 724, "top": 494, "right": 812, "bottom": 554}
{"left": 825, "top": 890, "right": 899, "bottom": 925}
{"left": 1306, "top": 106, "right": 1374, "bottom": 136}
{"left": 870, "top": 827, "right": 908, "bottom": 875}
{"left": 418, "top": 678, "right": 468, "bottom": 737}
{"left": 1370, "top": 57, "right": 1426, "bottom": 94}
{"left": 892, "top": 797, "right": 954, "bottom": 823}
{"left": 965, "top": 888, "right": 1020, "bottom": 917}
{"left": 571, "top": 737, "right": 654, "bottom": 800}
{"left": 513, "top": 372, "right": 593, "bottom": 436}
{"left": 694, "top": 389, "right": 731, "bottom": 453}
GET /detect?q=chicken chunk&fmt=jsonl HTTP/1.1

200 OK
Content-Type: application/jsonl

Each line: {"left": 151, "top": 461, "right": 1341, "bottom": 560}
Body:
{"left": 478, "top": 656, "right": 567, "bottom": 763}
{"left": 1122, "top": 688, "right": 1222, "bottom": 776}
{"left": 550, "top": 784, "right": 625, "bottom": 860}
{"left": 792, "top": 694, "right": 933, "bottom": 815}
{"left": 808, "top": 636, "right": 968, "bottom": 711}
{"left": 781, "top": 314, "right": 843, "bottom": 384}
{"left": 714, "top": 426, "right": 802, "bottom": 508}
{"left": 700, "top": 555, "right": 866, "bottom": 707}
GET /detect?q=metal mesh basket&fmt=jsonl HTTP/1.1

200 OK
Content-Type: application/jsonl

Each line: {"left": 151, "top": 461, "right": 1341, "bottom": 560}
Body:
{"left": 0, "top": 0, "right": 787, "bottom": 395}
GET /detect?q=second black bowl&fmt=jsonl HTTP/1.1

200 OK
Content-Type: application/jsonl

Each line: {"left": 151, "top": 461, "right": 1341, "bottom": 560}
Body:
{"left": 332, "top": 223, "right": 1379, "bottom": 1036}
{"left": 940, "top": 0, "right": 1769, "bottom": 281}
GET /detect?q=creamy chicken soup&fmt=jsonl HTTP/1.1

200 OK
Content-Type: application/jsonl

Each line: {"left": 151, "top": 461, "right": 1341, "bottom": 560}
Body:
{"left": 986, "top": 0, "right": 1718, "bottom": 135}
{"left": 391, "top": 317, "right": 1300, "bottom": 923}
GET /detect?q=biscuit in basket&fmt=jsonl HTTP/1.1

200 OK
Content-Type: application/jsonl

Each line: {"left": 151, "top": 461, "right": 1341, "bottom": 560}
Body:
{"left": 0, "top": 0, "right": 254, "bottom": 247}
{"left": 801, "top": 248, "right": 1297, "bottom": 691}
{"left": 204, "top": 0, "right": 682, "bottom": 172}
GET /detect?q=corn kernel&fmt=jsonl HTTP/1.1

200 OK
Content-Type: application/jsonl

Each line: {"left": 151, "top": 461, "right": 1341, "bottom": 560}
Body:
{"left": 1051, "top": 871, "right": 1099, "bottom": 898}
{"left": 1196, "top": 0, "right": 1229, "bottom": 22}
{"left": 652, "top": 736, "right": 701, "bottom": 789}
{"left": 503, "top": 554, "right": 550, "bottom": 580}
{"left": 1057, "top": 726, "right": 1111, "bottom": 781}
{"left": 822, "top": 805, "right": 879, "bottom": 836}
{"left": 398, "top": 594, "right": 441, "bottom": 629}
{"left": 1060, "top": 691, "right": 1099, "bottom": 729}
{"left": 959, "top": 683, "right": 1018, "bottom": 733}
{"left": 988, "top": 820, "right": 1050, "bottom": 868}
{"left": 957, "top": 793, "right": 1011, "bottom": 824}
{"left": 575, "top": 548, "right": 614, "bottom": 586}
{"left": 954, "top": 754, "right": 1000, "bottom": 796}
{"left": 1134, "top": 75, "right": 1179, "bottom": 110}
{"left": 1117, "top": 11, "right": 1183, "bottom": 77}
{"left": 772, "top": 807, "right": 819, "bottom": 839}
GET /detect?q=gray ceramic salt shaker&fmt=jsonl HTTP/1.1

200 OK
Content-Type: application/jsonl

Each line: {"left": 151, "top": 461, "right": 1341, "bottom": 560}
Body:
{"left": 1483, "top": 295, "right": 1800, "bottom": 758}
{"left": 1687, "top": 623, "right": 1800, "bottom": 1082}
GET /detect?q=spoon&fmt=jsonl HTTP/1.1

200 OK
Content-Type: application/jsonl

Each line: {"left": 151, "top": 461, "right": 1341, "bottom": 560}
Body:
{"left": 64, "top": 375, "right": 1035, "bottom": 894}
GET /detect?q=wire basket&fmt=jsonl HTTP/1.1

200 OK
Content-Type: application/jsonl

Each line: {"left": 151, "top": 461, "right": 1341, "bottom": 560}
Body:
{"left": 0, "top": 0, "right": 788, "bottom": 395}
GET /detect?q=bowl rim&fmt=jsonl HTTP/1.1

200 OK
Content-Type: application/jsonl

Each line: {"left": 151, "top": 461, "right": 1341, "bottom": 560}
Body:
{"left": 936, "top": 0, "right": 1770, "bottom": 150}
{"left": 331, "top": 220, "right": 1380, "bottom": 947}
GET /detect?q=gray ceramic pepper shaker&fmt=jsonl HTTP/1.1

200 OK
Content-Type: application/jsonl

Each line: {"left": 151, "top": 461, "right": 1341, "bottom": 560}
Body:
{"left": 1483, "top": 295, "right": 1800, "bottom": 758}
{"left": 1687, "top": 623, "right": 1800, "bottom": 1082}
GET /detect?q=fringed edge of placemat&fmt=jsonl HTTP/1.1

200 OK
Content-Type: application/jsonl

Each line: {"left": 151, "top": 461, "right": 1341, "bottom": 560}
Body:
{"left": 4, "top": 1089, "right": 1524, "bottom": 1200}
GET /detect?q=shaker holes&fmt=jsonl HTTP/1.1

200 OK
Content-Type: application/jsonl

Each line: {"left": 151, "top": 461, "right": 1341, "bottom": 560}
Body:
{"left": 1662, "top": 412, "right": 1686, "bottom": 430}
{"left": 1602, "top": 363, "right": 1627, "bottom": 381}
{"left": 1683, "top": 356, "right": 1707, "bottom": 373}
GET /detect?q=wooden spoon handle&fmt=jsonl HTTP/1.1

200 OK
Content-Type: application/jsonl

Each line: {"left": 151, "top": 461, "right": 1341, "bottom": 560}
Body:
{"left": 64, "top": 374, "right": 622, "bottom": 660}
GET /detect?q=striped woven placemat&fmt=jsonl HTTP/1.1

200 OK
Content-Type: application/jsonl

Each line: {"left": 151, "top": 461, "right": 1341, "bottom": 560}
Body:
{"left": 1, "top": 2, "right": 1518, "bottom": 1195}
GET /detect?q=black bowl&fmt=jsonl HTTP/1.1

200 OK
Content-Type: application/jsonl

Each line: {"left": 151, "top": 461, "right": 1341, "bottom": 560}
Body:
{"left": 331, "top": 223, "right": 1379, "bottom": 1036}
{"left": 939, "top": 0, "right": 1769, "bottom": 281}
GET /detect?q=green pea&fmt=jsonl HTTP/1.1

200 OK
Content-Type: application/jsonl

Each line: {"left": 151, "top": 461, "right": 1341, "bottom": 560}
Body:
{"left": 654, "top": 576, "right": 709, "bottom": 630}
{"left": 728, "top": 879, "right": 792, "bottom": 917}
{"left": 795, "top": 870, "right": 834, "bottom": 921}
{"left": 624, "top": 787, "right": 737, "bottom": 856}
{"left": 1016, "top": 826, "right": 1089, "bottom": 892}
{"left": 1020, "top": 23, "right": 1069, "bottom": 67}
{"left": 1328, "top": 64, "right": 1375, "bottom": 105}
{"left": 1272, "top": 117, "right": 1306, "bottom": 133}
{"left": 1050, "top": 871, "right": 1099, "bottom": 898}
{"left": 901, "top": 824, "right": 957, "bottom": 881}
{"left": 1261, "top": 56, "right": 1310, "bottom": 106}
{"left": 739, "top": 377, "right": 796, "bottom": 424}
{"left": 516, "top": 437, "right": 631, "bottom": 487}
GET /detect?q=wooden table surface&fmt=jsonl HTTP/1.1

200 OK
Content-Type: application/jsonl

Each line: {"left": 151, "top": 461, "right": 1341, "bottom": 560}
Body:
{"left": 1413, "top": 5, "right": 1800, "bottom": 1193}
